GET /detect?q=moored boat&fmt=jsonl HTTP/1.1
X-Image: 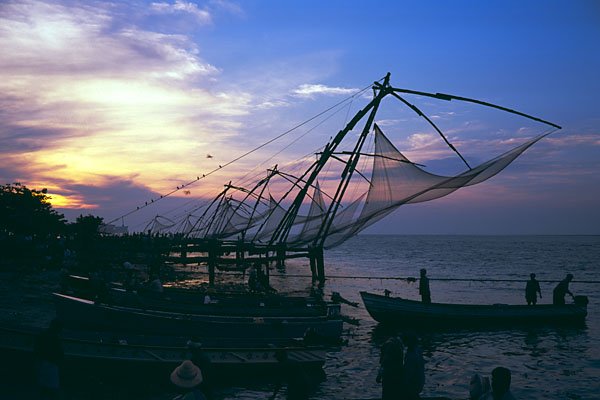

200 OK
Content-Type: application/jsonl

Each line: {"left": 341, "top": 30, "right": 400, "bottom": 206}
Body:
{"left": 360, "top": 291, "right": 588, "bottom": 327}
{"left": 62, "top": 274, "right": 339, "bottom": 317}
{"left": 0, "top": 325, "right": 326, "bottom": 380}
{"left": 54, "top": 293, "right": 344, "bottom": 340}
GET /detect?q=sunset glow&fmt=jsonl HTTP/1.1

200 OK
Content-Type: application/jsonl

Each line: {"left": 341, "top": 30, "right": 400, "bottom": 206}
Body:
{"left": 1, "top": 0, "right": 598, "bottom": 234}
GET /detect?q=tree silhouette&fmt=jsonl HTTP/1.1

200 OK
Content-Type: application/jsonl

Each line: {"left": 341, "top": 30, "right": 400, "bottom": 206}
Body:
{"left": 0, "top": 183, "right": 66, "bottom": 238}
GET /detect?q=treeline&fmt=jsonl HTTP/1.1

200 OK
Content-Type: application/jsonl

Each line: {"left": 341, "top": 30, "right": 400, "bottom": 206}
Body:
{"left": 0, "top": 183, "right": 174, "bottom": 272}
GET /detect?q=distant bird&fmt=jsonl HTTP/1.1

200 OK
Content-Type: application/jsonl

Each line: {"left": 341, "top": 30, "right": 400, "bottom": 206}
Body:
{"left": 206, "top": 154, "right": 214, "bottom": 159}
{"left": 184, "top": 190, "right": 191, "bottom": 195}
{"left": 219, "top": 165, "right": 222, "bottom": 168}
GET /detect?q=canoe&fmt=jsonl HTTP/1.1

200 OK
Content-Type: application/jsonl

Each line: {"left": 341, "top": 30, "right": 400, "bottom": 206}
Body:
{"left": 360, "top": 291, "right": 588, "bottom": 326}
{"left": 0, "top": 325, "right": 326, "bottom": 379}
{"left": 54, "top": 293, "right": 344, "bottom": 340}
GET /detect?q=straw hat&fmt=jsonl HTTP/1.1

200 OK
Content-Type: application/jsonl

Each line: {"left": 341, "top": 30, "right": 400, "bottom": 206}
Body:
{"left": 170, "top": 360, "right": 203, "bottom": 388}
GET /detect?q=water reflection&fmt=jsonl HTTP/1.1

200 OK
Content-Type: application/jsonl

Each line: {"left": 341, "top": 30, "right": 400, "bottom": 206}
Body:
{"left": 367, "top": 323, "right": 591, "bottom": 399}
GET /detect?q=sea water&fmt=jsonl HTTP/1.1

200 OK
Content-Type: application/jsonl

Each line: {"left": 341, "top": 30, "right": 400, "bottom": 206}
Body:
{"left": 7, "top": 235, "right": 596, "bottom": 399}
{"left": 226, "top": 235, "right": 600, "bottom": 400}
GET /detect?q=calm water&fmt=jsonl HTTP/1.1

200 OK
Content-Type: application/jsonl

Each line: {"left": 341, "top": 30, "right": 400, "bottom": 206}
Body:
{"left": 6, "top": 235, "right": 598, "bottom": 399}
{"left": 228, "top": 235, "right": 600, "bottom": 400}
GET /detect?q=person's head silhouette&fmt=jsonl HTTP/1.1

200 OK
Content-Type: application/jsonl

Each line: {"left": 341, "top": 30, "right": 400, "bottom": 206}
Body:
{"left": 491, "top": 367, "right": 511, "bottom": 396}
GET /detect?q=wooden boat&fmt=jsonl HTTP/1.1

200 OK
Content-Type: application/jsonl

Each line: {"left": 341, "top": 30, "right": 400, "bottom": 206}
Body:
{"left": 62, "top": 274, "right": 339, "bottom": 317}
{"left": 360, "top": 291, "right": 588, "bottom": 326}
{"left": 0, "top": 325, "right": 326, "bottom": 379}
{"left": 54, "top": 293, "right": 344, "bottom": 340}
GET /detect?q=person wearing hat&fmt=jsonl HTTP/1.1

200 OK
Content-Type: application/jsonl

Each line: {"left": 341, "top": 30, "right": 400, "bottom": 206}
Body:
{"left": 170, "top": 360, "right": 207, "bottom": 400}
{"left": 553, "top": 274, "right": 574, "bottom": 305}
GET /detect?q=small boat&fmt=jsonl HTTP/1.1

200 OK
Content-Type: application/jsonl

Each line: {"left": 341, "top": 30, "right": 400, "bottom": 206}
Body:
{"left": 360, "top": 291, "right": 588, "bottom": 326}
{"left": 0, "top": 325, "right": 326, "bottom": 380}
{"left": 62, "top": 274, "right": 339, "bottom": 317}
{"left": 54, "top": 293, "right": 344, "bottom": 340}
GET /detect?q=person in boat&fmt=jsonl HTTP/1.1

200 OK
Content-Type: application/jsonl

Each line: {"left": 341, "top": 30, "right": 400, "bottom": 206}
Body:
{"left": 270, "top": 350, "right": 314, "bottom": 400}
{"left": 419, "top": 268, "right": 431, "bottom": 304}
{"left": 553, "top": 273, "right": 574, "bottom": 305}
{"left": 525, "top": 273, "right": 542, "bottom": 305}
{"left": 376, "top": 336, "right": 404, "bottom": 400}
{"left": 478, "top": 367, "right": 516, "bottom": 400}
{"left": 34, "top": 318, "right": 63, "bottom": 400}
{"left": 170, "top": 360, "right": 207, "bottom": 400}
{"left": 401, "top": 332, "right": 425, "bottom": 400}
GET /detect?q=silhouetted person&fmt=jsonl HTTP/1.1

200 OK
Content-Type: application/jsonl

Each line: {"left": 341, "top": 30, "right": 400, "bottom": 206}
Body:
{"left": 553, "top": 274, "right": 574, "bottom": 305}
{"left": 270, "top": 350, "right": 313, "bottom": 400}
{"left": 401, "top": 332, "right": 425, "bottom": 400}
{"left": 248, "top": 266, "right": 258, "bottom": 292}
{"left": 187, "top": 338, "right": 213, "bottom": 399}
{"left": 479, "top": 366, "right": 515, "bottom": 400}
{"left": 170, "top": 360, "right": 207, "bottom": 400}
{"left": 525, "top": 273, "right": 542, "bottom": 305}
{"left": 469, "top": 373, "right": 490, "bottom": 400}
{"left": 34, "top": 319, "right": 63, "bottom": 400}
{"left": 419, "top": 268, "right": 431, "bottom": 304}
{"left": 376, "top": 336, "right": 404, "bottom": 400}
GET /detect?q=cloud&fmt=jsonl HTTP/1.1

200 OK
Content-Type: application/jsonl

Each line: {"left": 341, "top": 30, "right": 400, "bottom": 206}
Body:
{"left": 208, "top": 0, "right": 243, "bottom": 16}
{"left": 150, "top": 1, "right": 212, "bottom": 24}
{"left": 0, "top": 0, "right": 252, "bottom": 209}
{"left": 293, "top": 84, "right": 359, "bottom": 99}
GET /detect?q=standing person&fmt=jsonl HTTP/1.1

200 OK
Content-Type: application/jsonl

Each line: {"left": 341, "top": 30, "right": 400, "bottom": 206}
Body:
{"left": 376, "top": 337, "right": 404, "bottom": 400}
{"left": 34, "top": 319, "right": 63, "bottom": 400}
{"left": 525, "top": 273, "right": 542, "bottom": 305}
{"left": 170, "top": 360, "right": 207, "bottom": 400}
{"left": 479, "top": 366, "right": 516, "bottom": 400}
{"left": 401, "top": 332, "right": 425, "bottom": 400}
{"left": 553, "top": 274, "right": 574, "bottom": 305}
{"left": 270, "top": 350, "right": 313, "bottom": 400}
{"left": 419, "top": 268, "right": 431, "bottom": 304}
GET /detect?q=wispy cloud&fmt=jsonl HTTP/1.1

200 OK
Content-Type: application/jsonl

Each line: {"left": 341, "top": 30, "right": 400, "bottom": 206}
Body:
{"left": 293, "top": 84, "right": 359, "bottom": 98}
{"left": 150, "top": 1, "right": 212, "bottom": 24}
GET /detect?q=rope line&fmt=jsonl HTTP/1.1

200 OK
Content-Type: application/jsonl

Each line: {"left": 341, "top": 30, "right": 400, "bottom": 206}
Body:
{"left": 171, "top": 270, "right": 600, "bottom": 284}
{"left": 108, "top": 82, "right": 375, "bottom": 225}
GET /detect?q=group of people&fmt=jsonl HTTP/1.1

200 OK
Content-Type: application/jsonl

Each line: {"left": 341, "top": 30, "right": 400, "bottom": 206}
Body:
{"left": 525, "top": 273, "right": 575, "bottom": 306}
{"left": 470, "top": 367, "right": 516, "bottom": 400}
{"left": 376, "top": 332, "right": 425, "bottom": 400}
{"left": 417, "top": 268, "right": 577, "bottom": 306}
{"left": 247, "top": 264, "right": 272, "bottom": 292}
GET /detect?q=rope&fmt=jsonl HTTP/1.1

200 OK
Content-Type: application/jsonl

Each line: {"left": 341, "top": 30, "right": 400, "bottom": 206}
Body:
{"left": 108, "top": 83, "right": 376, "bottom": 226}
{"left": 169, "top": 270, "right": 600, "bottom": 284}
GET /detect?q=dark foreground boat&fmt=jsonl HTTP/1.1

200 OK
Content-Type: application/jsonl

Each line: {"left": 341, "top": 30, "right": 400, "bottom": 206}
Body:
{"left": 360, "top": 291, "right": 588, "bottom": 326}
{"left": 0, "top": 325, "right": 325, "bottom": 382}
{"left": 62, "top": 274, "right": 339, "bottom": 317}
{"left": 54, "top": 293, "right": 344, "bottom": 340}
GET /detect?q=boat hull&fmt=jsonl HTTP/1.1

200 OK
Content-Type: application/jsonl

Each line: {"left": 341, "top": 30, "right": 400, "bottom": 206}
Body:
{"left": 63, "top": 275, "right": 338, "bottom": 317}
{"left": 54, "top": 293, "right": 344, "bottom": 340}
{"left": 360, "top": 291, "right": 588, "bottom": 327}
{"left": 0, "top": 326, "right": 326, "bottom": 382}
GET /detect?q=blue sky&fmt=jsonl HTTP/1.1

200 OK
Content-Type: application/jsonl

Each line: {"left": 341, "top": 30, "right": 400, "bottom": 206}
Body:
{"left": 0, "top": 0, "right": 598, "bottom": 234}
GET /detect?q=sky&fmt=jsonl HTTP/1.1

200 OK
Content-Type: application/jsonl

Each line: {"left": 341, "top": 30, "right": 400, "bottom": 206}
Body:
{"left": 1, "top": 0, "right": 599, "bottom": 235}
